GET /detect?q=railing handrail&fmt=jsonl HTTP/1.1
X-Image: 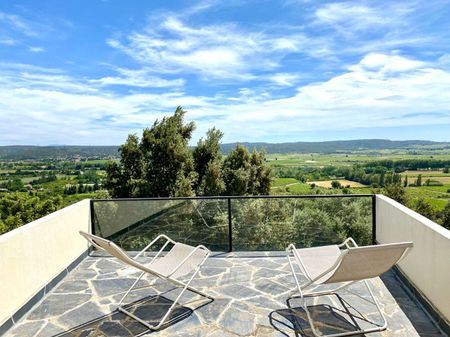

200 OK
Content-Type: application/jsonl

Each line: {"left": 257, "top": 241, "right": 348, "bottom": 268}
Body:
{"left": 91, "top": 194, "right": 374, "bottom": 202}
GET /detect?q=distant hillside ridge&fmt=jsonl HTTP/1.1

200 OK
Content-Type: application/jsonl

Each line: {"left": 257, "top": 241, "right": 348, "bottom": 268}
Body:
{"left": 0, "top": 139, "right": 449, "bottom": 160}
{"left": 220, "top": 139, "right": 448, "bottom": 154}
{"left": 0, "top": 145, "right": 119, "bottom": 160}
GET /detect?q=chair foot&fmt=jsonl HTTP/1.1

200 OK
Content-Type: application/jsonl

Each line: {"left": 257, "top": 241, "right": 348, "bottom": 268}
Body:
{"left": 117, "top": 306, "right": 158, "bottom": 330}
{"left": 186, "top": 286, "right": 215, "bottom": 300}
{"left": 290, "top": 290, "right": 387, "bottom": 337}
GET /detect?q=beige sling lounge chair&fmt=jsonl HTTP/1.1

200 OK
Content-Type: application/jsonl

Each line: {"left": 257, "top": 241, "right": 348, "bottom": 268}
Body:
{"left": 286, "top": 238, "right": 413, "bottom": 337}
{"left": 79, "top": 231, "right": 213, "bottom": 331}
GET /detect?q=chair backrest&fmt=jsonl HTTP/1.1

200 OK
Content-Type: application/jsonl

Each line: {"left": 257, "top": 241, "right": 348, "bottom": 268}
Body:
{"left": 323, "top": 242, "right": 413, "bottom": 284}
{"left": 79, "top": 231, "right": 154, "bottom": 274}
{"left": 79, "top": 231, "right": 209, "bottom": 279}
{"left": 149, "top": 242, "right": 209, "bottom": 279}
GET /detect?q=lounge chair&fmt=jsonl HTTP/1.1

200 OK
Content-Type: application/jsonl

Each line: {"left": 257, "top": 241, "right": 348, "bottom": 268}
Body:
{"left": 79, "top": 231, "right": 213, "bottom": 331}
{"left": 286, "top": 238, "right": 413, "bottom": 337}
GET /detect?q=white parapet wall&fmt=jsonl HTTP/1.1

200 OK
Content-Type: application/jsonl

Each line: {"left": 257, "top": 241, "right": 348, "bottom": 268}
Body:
{"left": 376, "top": 194, "right": 450, "bottom": 323}
{"left": 0, "top": 199, "right": 91, "bottom": 327}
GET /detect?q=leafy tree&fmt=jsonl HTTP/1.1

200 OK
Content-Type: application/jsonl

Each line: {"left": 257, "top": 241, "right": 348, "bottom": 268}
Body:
{"left": 403, "top": 175, "right": 408, "bottom": 187}
{"left": 413, "top": 198, "right": 435, "bottom": 220}
{"left": 392, "top": 172, "right": 402, "bottom": 185}
{"left": 331, "top": 180, "right": 341, "bottom": 189}
{"left": 77, "top": 183, "right": 85, "bottom": 194}
{"left": 383, "top": 184, "right": 408, "bottom": 205}
{"left": 193, "top": 128, "right": 225, "bottom": 195}
{"left": 142, "top": 107, "right": 197, "bottom": 197}
{"left": 379, "top": 171, "right": 385, "bottom": 187}
{"left": 415, "top": 174, "right": 422, "bottom": 187}
{"left": 105, "top": 161, "right": 131, "bottom": 197}
{"left": 105, "top": 107, "right": 197, "bottom": 197}
{"left": 248, "top": 150, "right": 271, "bottom": 195}
{"left": 6, "top": 177, "right": 25, "bottom": 192}
{"left": 223, "top": 145, "right": 251, "bottom": 196}
{"left": 441, "top": 202, "right": 450, "bottom": 230}
{"left": 222, "top": 145, "right": 271, "bottom": 195}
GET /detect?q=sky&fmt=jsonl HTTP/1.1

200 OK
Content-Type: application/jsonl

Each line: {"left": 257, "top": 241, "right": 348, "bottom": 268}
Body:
{"left": 1, "top": 0, "right": 450, "bottom": 145}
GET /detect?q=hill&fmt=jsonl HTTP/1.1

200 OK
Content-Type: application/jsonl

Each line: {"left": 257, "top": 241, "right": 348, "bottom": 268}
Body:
{"left": 1, "top": 140, "right": 449, "bottom": 160}
{"left": 220, "top": 139, "right": 449, "bottom": 153}
{"left": 0, "top": 145, "right": 119, "bottom": 160}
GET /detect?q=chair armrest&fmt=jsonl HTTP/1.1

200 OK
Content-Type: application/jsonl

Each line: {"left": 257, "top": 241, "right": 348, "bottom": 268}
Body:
{"left": 286, "top": 243, "right": 313, "bottom": 281}
{"left": 338, "top": 237, "right": 358, "bottom": 249}
{"left": 79, "top": 230, "right": 104, "bottom": 250}
{"left": 135, "top": 234, "right": 176, "bottom": 259}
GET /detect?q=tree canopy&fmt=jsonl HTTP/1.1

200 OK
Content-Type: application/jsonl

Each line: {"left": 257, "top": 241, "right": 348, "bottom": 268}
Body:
{"left": 0, "top": 193, "right": 63, "bottom": 235}
{"left": 105, "top": 107, "right": 271, "bottom": 198}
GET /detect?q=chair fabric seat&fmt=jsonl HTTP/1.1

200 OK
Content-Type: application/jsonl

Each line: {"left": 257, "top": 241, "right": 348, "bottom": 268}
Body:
{"left": 148, "top": 242, "right": 209, "bottom": 279}
{"left": 295, "top": 245, "right": 341, "bottom": 284}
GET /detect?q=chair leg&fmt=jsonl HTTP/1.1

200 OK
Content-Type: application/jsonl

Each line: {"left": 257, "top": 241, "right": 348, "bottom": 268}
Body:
{"left": 117, "top": 271, "right": 146, "bottom": 307}
{"left": 117, "top": 266, "right": 213, "bottom": 331}
{"left": 363, "top": 279, "right": 388, "bottom": 331}
{"left": 291, "top": 281, "right": 387, "bottom": 337}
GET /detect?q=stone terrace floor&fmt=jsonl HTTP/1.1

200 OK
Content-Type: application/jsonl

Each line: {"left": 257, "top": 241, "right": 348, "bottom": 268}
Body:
{"left": 4, "top": 252, "right": 446, "bottom": 337}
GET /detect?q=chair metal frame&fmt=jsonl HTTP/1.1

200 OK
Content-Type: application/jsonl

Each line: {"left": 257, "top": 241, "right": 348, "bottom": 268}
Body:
{"left": 80, "top": 231, "right": 214, "bottom": 331}
{"left": 286, "top": 238, "right": 412, "bottom": 337}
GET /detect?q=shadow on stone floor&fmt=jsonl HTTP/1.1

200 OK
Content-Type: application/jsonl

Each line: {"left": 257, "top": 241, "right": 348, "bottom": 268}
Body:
{"left": 52, "top": 295, "right": 201, "bottom": 337}
{"left": 269, "top": 295, "right": 382, "bottom": 337}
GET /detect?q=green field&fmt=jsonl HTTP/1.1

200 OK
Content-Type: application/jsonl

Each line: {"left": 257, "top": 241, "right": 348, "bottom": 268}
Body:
{"left": 272, "top": 178, "right": 450, "bottom": 212}
{"left": 271, "top": 178, "right": 299, "bottom": 187}
{"left": 267, "top": 152, "right": 450, "bottom": 168}
{"left": 286, "top": 183, "right": 314, "bottom": 194}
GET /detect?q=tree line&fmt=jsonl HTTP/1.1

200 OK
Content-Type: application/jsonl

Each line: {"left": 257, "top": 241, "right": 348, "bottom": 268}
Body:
{"left": 363, "top": 159, "right": 450, "bottom": 171}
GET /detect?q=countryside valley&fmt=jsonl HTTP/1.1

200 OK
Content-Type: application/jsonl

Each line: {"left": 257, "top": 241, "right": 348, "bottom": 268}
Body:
{"left": 1, "top": 139, "right": 450, "bottom": 235}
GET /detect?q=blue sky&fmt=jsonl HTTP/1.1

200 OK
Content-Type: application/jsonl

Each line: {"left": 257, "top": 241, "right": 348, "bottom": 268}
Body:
{"left": 1, "top": 0, "right": 450, "bottom": 145}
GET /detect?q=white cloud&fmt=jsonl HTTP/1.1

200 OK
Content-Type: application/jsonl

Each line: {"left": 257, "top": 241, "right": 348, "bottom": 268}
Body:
{"left": 268, "top": 73, "right": 300, "bottom": 86}
{"left": 0, "top": 39, "right": 17, "bottom": 45}
{"left": 28, "top": 46, "right": 45, "bottom": 53}
{"left": 438, "top": 54, "right": 450, "bottom": 68}
{"left": 0, "top": 10, "right": 72, "bottom": 43}
{"left": 0, "top": 63, "right": 212, "bottom": 144}
{"left": 350, "top": 53, "right": 426, "bottom": 73}
{"left": 314, "top": 2, "right": 413, "bottom": 32}
{"left": 107, "top": 17, "right": 307, "bottom": 80}
{"left": 1, "top": 53, "right": 450, "bottom": 145}
{"left": 91, "top": 68, "right": 185, "bottom": 88}
{"left": 0, "top": 11, "right": 39, "bottom": 37}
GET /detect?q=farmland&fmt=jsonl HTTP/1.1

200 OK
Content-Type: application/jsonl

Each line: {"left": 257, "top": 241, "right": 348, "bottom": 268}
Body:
{"left": 267, "top": 149, "right": 450, "bottom": 221}
{"left": 266, "top": 152, "right": 450, "bottom": 168}
{"left": 307, "top": 180, "right": 367, "bottom": 188}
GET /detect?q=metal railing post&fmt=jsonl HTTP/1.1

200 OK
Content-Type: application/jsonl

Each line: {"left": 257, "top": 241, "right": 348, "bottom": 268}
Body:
{"left": 372, "top": 195, "right": 377, "bottom": 245}
{"left": 90, "top": 199, "right": 95, "bottom": 235}
{"left": 227, "top": 198, "right": 233, "bottom": 252}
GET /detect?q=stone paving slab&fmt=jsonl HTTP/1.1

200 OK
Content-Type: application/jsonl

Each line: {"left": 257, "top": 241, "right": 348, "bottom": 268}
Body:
{"left": 3, "top": 253, "right": 445, "bottom": 337}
